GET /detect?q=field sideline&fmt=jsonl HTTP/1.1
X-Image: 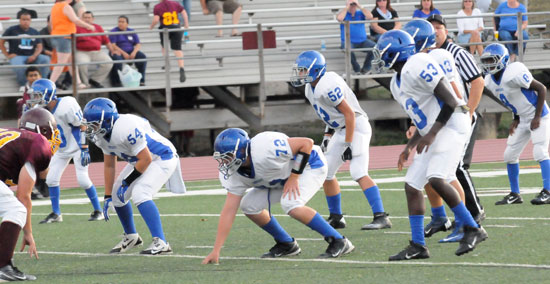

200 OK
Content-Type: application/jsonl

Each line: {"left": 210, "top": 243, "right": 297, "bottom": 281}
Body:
{"left": 13, "top": 160, "right": 550, "bottom": 283}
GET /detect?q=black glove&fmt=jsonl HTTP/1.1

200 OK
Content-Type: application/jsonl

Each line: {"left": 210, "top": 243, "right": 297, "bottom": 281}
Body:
{"left": 342, "top": 142, "right": 352, "bottom": 161}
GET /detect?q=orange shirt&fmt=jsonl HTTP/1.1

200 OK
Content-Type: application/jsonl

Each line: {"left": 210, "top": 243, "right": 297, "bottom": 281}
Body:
{"left": 51, "top": 2, "right": 76, "bottom": 36}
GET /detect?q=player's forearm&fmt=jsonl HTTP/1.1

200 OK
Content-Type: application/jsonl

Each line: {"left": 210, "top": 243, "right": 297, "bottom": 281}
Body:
{"left": 344, "top": 114, "right": 355, "bottom": 143}
{"left": 104, "top": 157, "right": 116, "bottom": 195}
{"left": 467, "top": 76, "right": 484, "bottom": 115}
{"left": 532, "top": 80, "right": 547, "bottom": 118}
{"left": 406, "top": 129, "right": 422, "bottom": 149}
{"left": 212, "top": 195, "right": 240, "bottom": 252}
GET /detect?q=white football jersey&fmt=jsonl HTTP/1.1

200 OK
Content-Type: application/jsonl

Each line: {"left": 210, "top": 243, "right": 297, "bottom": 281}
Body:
{"left": 429, "top": 49, "right": 466, "bottom": 104}
{"left": 390, "top": 53, "right": 463, "bottom": 136}
{"left": 52, "top": 96, "right": 84, "bottom": 155}
{"left": 220, "top": 131, "right": 325, "bottom": 196}
{"left": 485, "top": 62, "right": 549, "bottom": 120}
{"left": 305, "top": 71, "right": 367, "bottom": 130}
{"left": 94, "top": 114, "right": 176, "bottom": 164}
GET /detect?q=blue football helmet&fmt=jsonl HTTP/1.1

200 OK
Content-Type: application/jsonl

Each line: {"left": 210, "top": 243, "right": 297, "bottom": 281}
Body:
{"left": 213, "top": 128, "right": 250, "bottom": 179}
{"left": 372, "top": 30, "right": 416, "bottom": 73}
{"left": 290, "top": 50, "right": 327, "bottom": 87}
{"left": 82, "top": 98, "right": 119, "bottom": 139}
{"left": 28, "top": 78, "right": 57, "bottom": 108}
{"left": 403, "top": 19, "right": 436, "bottom": 53}
{"left": 480, "top": 43, "right": 509, "bottom": 75}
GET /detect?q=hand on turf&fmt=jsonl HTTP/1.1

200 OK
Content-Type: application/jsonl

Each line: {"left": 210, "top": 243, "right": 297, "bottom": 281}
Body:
{"left": 117, "top": 181, "right": 129, "bottom": 203}
{"left": 103, "top": 196, "right": 112, "bottom": 221}
{"left": 21, "top": 232, "right": 38, "bottom": 259}
{"left": 80, "top": 147, "right": 91, "bottom": 167}
{"left": 283, "top": 175, "right": 300, "bottom": 200}
{"left": 397, "top": 147, "right": 411, "bottom": 172}
{"left": 202, "top": 251, "right": 220, "bottom": 264}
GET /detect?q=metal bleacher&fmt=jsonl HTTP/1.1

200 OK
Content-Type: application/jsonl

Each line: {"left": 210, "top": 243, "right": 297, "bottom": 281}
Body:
{"left": 0, "top": 0, "right": 548, "bottom": 131}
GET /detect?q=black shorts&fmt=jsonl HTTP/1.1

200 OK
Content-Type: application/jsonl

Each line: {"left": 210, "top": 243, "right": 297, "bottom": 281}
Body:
{"left": 159, "top": 25, "right": 183, "bottom": 51}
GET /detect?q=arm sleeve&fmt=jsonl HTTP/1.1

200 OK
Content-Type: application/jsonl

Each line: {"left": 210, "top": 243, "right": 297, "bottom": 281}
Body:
{"left": 521, "top": 5, "right": 528, "bottom": 21}
{"left": 476, "top": 9, "right": 485, "bottom": 29}
{"left": 71, "top": 126, "right": 82, "bottom": 148}
{"left": 392, "top": 10, "right": 398, "bottom": 18}
{"left": 128, "top": 127, "right": 147, "bottom": 156}
{"left": 456, "top": 12, "right": 465, "bottom": 34}
{"left": 133, "top": 32, "right": 141, "bottom": 45}
{"left": 510, "top": 64, "right": 532, "bottom": 89}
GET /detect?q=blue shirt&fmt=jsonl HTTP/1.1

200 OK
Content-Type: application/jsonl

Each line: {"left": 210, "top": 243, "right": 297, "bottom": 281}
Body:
{"left": 108, "top": 27, "right": 140, "bottom": 53}
{"left": 2, "top": 25, "right": 42, "bottom": 56}
{"left": 412, "top": 8, "right": 441, "bottom": 19}
{"left": 340, "top": 10, "right": 367, "bottom": 44}
{"left": 495, "top": 2, "right": 527, "bottom": 32}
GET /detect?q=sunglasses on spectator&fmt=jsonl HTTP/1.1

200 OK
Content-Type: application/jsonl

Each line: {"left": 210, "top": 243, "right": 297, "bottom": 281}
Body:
{"left": 376, "top": 0, "right": 386, "bottom": 2}
{"left": 464, "top": 0, "right": 473, "bottom": 2}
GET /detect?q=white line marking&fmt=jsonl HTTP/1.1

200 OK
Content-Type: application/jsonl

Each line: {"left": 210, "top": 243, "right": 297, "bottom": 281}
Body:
{"left": 383, "top": 231, "right": 411, "bottom": 235}
{"left": 185, "top": 246, "right": 214, "bottom": 249}
{"left": 484, "top": 224, "right": 521, "bottom": 228}
{"left": 23, "top": 251, "right": 550, "bottom": 270}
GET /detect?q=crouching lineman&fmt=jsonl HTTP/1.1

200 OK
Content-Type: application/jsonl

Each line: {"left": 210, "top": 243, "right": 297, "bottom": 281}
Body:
{"left": 202, "top": 129, "right": 354, "bottom": 264}
{"left": 372, "top": 30, "right": 487, "bottom": 260}
{"left": 0, "top": 108, "right": 61, "bottom": 281}
{"left": 481, "top": 43, "right": 550, "bottom": 205}
{"left": 82, "top": 98, "right": 186, "bottom": 255}
{"left": 24, "top": 79, "right": 103, "bottom": 224}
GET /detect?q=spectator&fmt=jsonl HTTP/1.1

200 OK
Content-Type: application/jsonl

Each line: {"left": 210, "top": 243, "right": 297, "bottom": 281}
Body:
{"left": 457, "top": 0, "right": 484, "bottom": 55}
{"left": 50, "top": 0, "right": 95, "bottom": 89}
{"left": 150, "top": 0, "right": 189, "bottom": 83}
{"left": 109, "top": 15, "right": 147, "bottom": 87}
{"left": 71, "top": 0, "right": 86, "bottom": 18}
{"left": 16, "top": 67, "right": 41, "bottom": 120}
{"left": 494, "top": 0, "right": 528, "bottom": 62}
{"left": 76, "top": 11, "right": 115, "bottom": 88}
{"left": 200, "top": 0, "right": 242, "bottom": 37}
{"left": 337, "top": 0, "right": 376, "bottom": 74}
{"left": 0, "top": 11, "right": 50, "bottom": 87}
{"left": 413, "top": 0, "right": 441, "bottom": 19}
{"left": 40, "top": 15, "right": 72, "bottom": 90}
{"left": 182, "top": 0, "right": 191, "bottom": 41}
{"left": 370, "top": 0, "right": 401, "bottom": 42}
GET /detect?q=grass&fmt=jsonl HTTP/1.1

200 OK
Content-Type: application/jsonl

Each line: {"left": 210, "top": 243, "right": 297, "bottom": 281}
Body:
{"left": 17, "top": 160, "right": 550, "bottom": 283}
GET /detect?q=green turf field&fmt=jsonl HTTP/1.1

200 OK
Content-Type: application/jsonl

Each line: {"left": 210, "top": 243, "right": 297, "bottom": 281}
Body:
{"left": 17, "top": 161, "right": 550, "bottom": 283}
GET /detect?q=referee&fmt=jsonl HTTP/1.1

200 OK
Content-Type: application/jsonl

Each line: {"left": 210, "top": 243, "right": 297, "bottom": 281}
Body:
{"left": 428, "top": 14, "right": 485, "bottom": 223}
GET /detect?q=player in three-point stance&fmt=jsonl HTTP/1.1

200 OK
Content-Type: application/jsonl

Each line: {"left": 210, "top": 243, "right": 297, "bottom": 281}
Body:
{"left": 0, "top": 108, "right": 61, "bottom": 281}
{"left": 372, "top": 30, "right": 487, "bottom": 260}
{"left": 202, "top": 129, "right": 354, "bottom": 264}
{"left": 25, "top": 79, "right": 103, "bottom": 224}
{"left": 83, "top": 98, "right": 186, "bottom": 255}
{"left": 290, "top": 50, "right": 391, "bottom": 230}
{"left": 481, "top": 43, "right": 550, "bottom": 205}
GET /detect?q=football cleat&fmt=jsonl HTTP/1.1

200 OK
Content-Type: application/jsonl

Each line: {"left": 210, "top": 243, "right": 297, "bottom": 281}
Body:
{"left": 110, "top": 233, "right": 143, "bottom": 254}
{"left": 140, "top": 237, "right": 172, "bottom": 255}
{"left": 88, "top": 210, "right": 104, "bottom": 221}
{"left": 261, "top": 239, "right": 301, "bottom": 258}
{"left": 361, "top": 212, "right": 392, "bottom": 230}
{"left": 439, "top": 226, "right": 464, "bottom": 243}
{"left": 424, "top": 215, "right": 452, "bottom": 237}
{"left": 0, "top": 260, "right": 37, "bottom": 282}
{"left": 495, "top": 192, "right": 523, "bottom": 205}
{"left": 319, "top": 236, "right": 354, "bottom": 258}
{"left": 531, "top": 189, "right": 550, "bottom": 205}
{"left": 327, "top": 213, "right": 346, "bottom": 229}
{"left": 455, "top": 225, "right": 488, "bottom": 256}
{"left": 39, "top": 212, "right": 63, "bottom": 224}
{"left": 389, "top": 240, "right": 430, "bottom": 261}
{"left": 473, "top": 210, "right": 486, "bottom": 223}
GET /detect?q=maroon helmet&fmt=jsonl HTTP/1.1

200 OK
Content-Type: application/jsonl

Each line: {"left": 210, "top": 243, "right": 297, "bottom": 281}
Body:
{"left": 19, "top": 108, "right": 61, "bottom": 154}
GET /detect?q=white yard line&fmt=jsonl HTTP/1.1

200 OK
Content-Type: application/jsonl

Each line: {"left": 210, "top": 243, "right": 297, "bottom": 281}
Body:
{"left": 23, "top": 251, "right": 550, "bottom": 270}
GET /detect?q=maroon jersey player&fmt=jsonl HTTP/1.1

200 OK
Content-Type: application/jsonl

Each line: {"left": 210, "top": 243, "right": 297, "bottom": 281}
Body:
{"left": 0, "top": 108, "right": 60, "bottom": 282}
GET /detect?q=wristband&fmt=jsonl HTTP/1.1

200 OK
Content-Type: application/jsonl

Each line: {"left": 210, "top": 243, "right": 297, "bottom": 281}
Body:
{"left": 104, "top": 194, "right": 112, "bottom": 199}
{"left": 291, "top": 151, "right": 310, "bottom": 174}
{"left": 123, "top": 169, "right": 142, "bottom": 185}
{"left": 513, "top": 114, "right": 520, "bottom": 121}
{"left": 80, "top": 131, "right": 86, "bottom": 145}
{"left": 324, "top": 125, "right": 335, "bottom": 135}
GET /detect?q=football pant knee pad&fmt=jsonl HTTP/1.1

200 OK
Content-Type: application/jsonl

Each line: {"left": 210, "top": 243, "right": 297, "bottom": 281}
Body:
{"left": 533, "top": 143, "right": 550, "bottom": 162}
{"left": 503, "top": 147, "right": 521, "bottom": 164}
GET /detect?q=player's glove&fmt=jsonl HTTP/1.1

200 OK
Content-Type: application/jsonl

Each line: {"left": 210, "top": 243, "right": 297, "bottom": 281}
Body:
{"left": 342, "top": 142, "right": 352, "bottom": 161}
{"left": 117, "top": 180, "right": 130, "bottom": 203}
{"left": 80, "top": 147, "right": 91, "bottom": 167}
{"left": 321, "top": 135, "right": 331, "bottom": 153}
{"left": 103, "top": 195, "right": 112, "bottom": 221}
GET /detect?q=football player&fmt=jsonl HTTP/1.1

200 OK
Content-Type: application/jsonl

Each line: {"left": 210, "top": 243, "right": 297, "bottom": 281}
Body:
{"left": 26, "top": 79, "right": 104, "bottom": 224}
{"left": 290, "top": 50, "right": 391, "bottom": 230}
{"left": 403, "top": 19, "right": 469, "bottom": 243}
{"left": 373, "top": 30, "right": 487, "bottom": 260}
{"left": 83, "top": 98, "right": 186, "bottom": 255}
{"left": 481, "top": 43, "right": 550, "bottom": 205}
{"left": 0, "top": 108, "right": 61, "bottom": 281}
{"left": 202, "top": 129, "right": 354, "bottom": 264}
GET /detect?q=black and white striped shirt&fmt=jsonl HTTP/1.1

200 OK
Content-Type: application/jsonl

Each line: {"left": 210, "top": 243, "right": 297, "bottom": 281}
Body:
{"left": 441, "top": 40, "right": 482, "bottom": 99}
